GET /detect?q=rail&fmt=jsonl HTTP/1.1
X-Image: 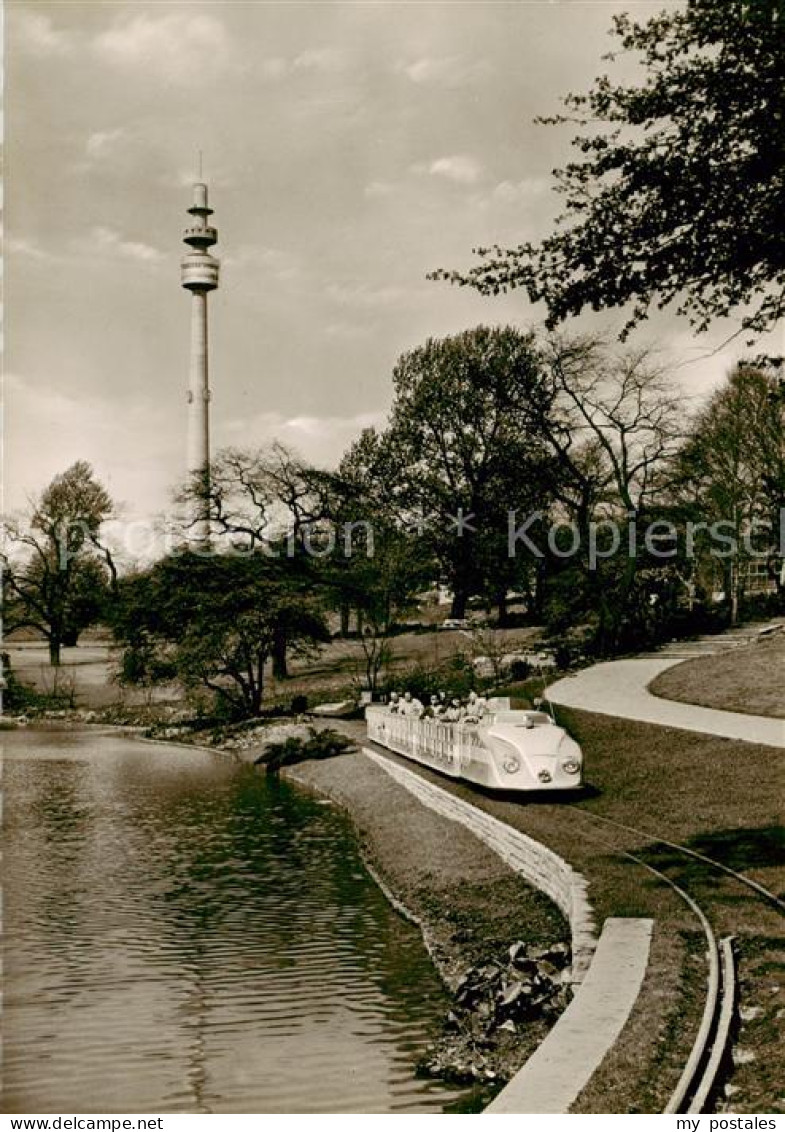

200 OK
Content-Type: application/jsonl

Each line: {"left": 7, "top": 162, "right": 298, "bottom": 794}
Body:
{"left": 565, "top": 810, "right": 754, "bottom": 1113}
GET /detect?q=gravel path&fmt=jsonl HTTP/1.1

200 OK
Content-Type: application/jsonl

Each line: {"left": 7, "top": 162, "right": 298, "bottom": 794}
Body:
{"left": 547, "top": 658, "right": 785, "bottom": 748}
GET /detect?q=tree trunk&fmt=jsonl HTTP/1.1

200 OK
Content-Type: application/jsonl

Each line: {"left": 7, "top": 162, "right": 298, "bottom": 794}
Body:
{"left": 272, "top": 628, "right": 288, "bottom": 680}
{"left": 450, "top": 589, "right": 469, "bottom": 619}
{"left": 496, "top": 589, "right": 509, "bottom": 627}
{"left": 729, "top": 578, "right": 740, "bottom": 627}
{"left": 339, "top": 602, "right": 350, "bottom": 637}
{"left": 49, "top": 638, "right": 62, "bottom": 667}
{"left": 249, "top": 685, "right": 264, "bottom": 716}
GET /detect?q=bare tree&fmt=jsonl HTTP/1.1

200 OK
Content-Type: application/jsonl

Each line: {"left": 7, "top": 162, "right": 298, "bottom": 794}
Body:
{"left": 541, "top": 336, "right": 684, "bottom": 651}
{"left": 179, "top": 442, "right": 331, "bottom": 551}
{"left": 673, "top": 363, "right": 785, "bottom": 624}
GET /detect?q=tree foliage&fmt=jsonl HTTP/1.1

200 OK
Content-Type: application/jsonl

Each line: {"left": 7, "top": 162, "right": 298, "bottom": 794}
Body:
{"left": 3, "top": 461, "right": 115, "bottom": 664}
{"left": 343, "top": 326, "right": 558, "bottom": 619}
{"left": 672, "top": 362, "right": 785, "bottom": 620}
{"left": 439, "top": 1, "right": 785, "bottom": 339}
{"left": 111, "top": 552, "right": 330, "bottom": 717}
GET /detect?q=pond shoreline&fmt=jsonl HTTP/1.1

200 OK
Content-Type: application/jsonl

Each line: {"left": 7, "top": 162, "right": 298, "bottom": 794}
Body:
{"left": 279, "top": 748, "right": 572, "bottom": 1096}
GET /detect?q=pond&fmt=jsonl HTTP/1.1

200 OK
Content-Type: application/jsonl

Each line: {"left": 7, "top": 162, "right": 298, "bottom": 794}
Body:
{"left": 2, "top": 729, "right": 475, "bottom": 1113}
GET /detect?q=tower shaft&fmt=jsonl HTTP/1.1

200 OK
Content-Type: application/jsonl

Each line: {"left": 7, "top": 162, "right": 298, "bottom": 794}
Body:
{"left": 187, "top": 290, "right": 210, "bottom": 485}
{"left": 181, "top": 181, "right": 219, "bottom": 544}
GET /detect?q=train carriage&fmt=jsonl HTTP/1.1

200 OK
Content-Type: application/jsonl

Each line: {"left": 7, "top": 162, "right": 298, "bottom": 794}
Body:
{"left": 366, "top": 698, "right": 583, "bottom": 791}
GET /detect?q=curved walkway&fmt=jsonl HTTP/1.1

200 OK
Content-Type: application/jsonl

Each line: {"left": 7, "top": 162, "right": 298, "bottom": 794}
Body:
{"left": 547, "top": 657, "right": 785, "bottom": 748}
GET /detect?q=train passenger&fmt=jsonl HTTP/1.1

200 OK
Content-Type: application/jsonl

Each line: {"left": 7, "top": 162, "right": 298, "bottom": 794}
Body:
{"left": 421, "top": 694, "right": 440, "bottom": 719}
{"left": 443, "top": 698, "right": 464, "bottom": 722}
{"left": 400, "top": 691, "right": 424, "bottom": 718}
{"left": 464, "top": 690, "right": 486, "bottom": 723}
{"left": 474, "top": 694, "right": 489, "bottom": 718}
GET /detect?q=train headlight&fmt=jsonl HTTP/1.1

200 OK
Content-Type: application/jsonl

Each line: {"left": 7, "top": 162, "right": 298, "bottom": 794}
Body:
{"left": 502, "top": 755, "right": 521, "bottom": 775}
{"left": 537, "top": 769, "right": 552, "bottom": 783}
{"left": 561, "top": 759, "right": 581, "bottom": 775}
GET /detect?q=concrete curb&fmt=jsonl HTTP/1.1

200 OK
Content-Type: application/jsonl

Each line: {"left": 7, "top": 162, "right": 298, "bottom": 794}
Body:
{"left": 485, "top": 918, "right": 654, "bottom": 1114}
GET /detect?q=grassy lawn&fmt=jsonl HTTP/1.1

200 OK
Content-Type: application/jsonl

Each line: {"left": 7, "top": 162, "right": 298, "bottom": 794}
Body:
{"left": 553, "top": 707, "right": 785, "bottom": 1114}
{"left": 649, "top": 632, "right": 785, "bottom": 719}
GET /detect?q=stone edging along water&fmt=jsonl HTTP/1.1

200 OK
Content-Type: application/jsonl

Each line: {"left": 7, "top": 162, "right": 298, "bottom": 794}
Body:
{"left": 363, "top": 749, "right": 655, "bottom": 1115}
{"left": 363, "top": 748, "right": 597, "bottom": 980}
{"left": 137, "top": 731, "right": 653, "bottom": 1113}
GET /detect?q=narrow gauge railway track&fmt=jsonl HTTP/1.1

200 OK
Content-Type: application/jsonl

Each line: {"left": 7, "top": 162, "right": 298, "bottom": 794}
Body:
{"left": 565, "top": 807, "right": 783, "bottom": 1113}
{"left": 572, "top": 808, "right": 785, "bottom": 915}
{"left": 567, "top": 816, "right": 738, "bottom": 1114}
{"left": 363, "top": 740, "right": 782, "bottom": 1114}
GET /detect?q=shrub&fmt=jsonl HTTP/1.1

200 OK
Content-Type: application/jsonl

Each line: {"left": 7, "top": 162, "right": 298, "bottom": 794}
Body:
{"left": 508, "top": 659, "right": 531, "bottom": 681}
{"left": 739, "top": 590, "right": 785, "bottom": 622}
{"left": 3, "top": 670, "right": 76, "bottom": 714}
{"left": 256, "top": 726, "right": 355, "bottom": 774}
{"left": 381, "top": 654, "right": 480, "bottom": 702}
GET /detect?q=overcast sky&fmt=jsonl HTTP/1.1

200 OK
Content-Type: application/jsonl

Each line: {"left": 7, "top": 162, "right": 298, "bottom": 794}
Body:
{"left": 7, "top": 0, "right": 781, "bottom": 526}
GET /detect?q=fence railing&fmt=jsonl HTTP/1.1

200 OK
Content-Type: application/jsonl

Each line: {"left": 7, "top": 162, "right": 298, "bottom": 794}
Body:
{"left": 366, "top": 708, "right": 485, "bottom": 777}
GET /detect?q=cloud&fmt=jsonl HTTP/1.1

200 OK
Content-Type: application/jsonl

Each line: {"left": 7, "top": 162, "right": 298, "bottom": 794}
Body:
{"left": 223, "top": 245, "right": 302, "bottom": 284}
{"left": 3, "top": 373, "right": 178, "bottom": 523}
{"left": 92, "top": 12, "right": 232, "bottom": 84}
{"left": 223, "top": 410, "right": 385, "bottom": 466}
{"left": 466, "top": 177, "right": 552, "bottom": 213}
{"left": 85, "top": 128, "right": 126, "bottom": 160}
{"left": 364, "top": 181, "right": 395, "bottom": 199}
{"left": 88, "top": 226, "right": 164, "bottom": 264}
{"left": 11, "top": 10, "right": 73, "bottom": 57}
{"left": 324, "top": 322, "right": 374, "bottom": 341}
{"left": 396, "top": 55, "right": 489, "bottom": 86}
{"left": 261, "top": 57, "right": 289, "bottom": 80}
{"left": 414, "top": 155, "right": 483, "bottom": 185}
{"left": 293, "top": 48, "right": 343, "bottom": 72}
{"left": 6, "top": 237, "right": 57, "bottom": 263}
{"left": 259, "top": 47, "right": 344, "bottom": 81}
{"left": 490, "top": 178, "right": 550, "bottom": 204}
{"left": 325, "top": 282, "right": 407, "bottom": 310}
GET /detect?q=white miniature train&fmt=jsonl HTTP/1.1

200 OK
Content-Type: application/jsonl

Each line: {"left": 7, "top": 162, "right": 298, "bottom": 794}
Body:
{"left": 365, "top": 698, "right": 583, "bottom": 792}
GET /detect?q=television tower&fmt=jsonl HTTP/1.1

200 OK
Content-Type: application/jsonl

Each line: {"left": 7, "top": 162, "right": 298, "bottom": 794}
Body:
{"left": 181, "top": 181, "right": 220, "bottom": 543}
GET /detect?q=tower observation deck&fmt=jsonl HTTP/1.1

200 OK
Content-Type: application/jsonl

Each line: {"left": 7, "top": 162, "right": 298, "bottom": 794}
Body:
{"left": 181, "top": 182, "right": 220, "bottom": 542}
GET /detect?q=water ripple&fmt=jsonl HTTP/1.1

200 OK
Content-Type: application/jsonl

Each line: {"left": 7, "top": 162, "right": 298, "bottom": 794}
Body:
{"left": 2, "top": 730, "right": 474, "bottom": 1114}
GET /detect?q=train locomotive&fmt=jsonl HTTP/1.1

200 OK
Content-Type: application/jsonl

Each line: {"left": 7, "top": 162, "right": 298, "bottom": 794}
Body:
{"left": 365, "top": 698, "right": 583, "bottom": 791}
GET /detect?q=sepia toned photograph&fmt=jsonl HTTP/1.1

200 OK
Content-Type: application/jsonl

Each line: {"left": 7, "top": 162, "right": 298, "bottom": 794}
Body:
{"left": 2, "top": 0, "right": 784, "bottom": 1120}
